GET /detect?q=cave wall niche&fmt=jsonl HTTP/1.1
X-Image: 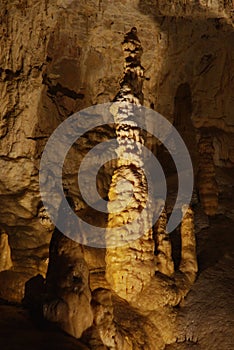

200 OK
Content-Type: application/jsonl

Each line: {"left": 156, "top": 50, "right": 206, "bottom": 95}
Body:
{"left": 174, "top": 82, "right": 198, "bottom": 174}
{"left": 159, "top": 82, "right": 198, "bottom": 270}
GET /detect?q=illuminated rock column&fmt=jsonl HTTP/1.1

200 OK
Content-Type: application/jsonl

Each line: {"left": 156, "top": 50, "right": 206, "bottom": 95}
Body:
{"left": 154, "top": 208, "right": 174, "bottom": 277}
{"left": 105, "top": 28, "right": 155, "bottom": 302}
{"left": 0, "top": 232, "right": 12, "bottom": 272}
{"left": 179, "top": 205, "right": 198, "bottom": 285}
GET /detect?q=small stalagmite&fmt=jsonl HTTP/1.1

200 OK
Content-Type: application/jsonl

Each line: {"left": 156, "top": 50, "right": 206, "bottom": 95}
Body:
{"left": 0, "top": 232, "right": 12, "bottom": 272}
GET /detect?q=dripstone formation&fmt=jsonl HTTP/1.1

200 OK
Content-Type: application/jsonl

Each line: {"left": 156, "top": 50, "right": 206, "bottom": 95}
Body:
{"left": 42, "top": 28, "right": 198, "bottom": 350}
{"left": 0, "top": 1, "right": 233, "bottom": 349}
{"left": 105, "top": 27, "right": 156, "bottom": 302}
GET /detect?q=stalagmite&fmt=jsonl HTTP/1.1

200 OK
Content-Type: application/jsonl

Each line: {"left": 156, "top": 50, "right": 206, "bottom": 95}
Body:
{"left": 105, "top": 27, "right": 198, "bottom": 312}
{"left": 0, "top": 232, "right": 12, "bottom": 272}
{"left": 179, "top": 205, "right": 198, "bottom": 285}
{"left": 197, "top": 132, "right": 219, "bottom": 216}
{"left": 105, "top": 27, "right": 155, "bottom": 302}
{"left": 42, "top": 27, "right": 198, "bottom": 349}
{"left": 154, "top": 207, "right": 174, "bottom": 277}
{"left": 43, "top": 199, "right": 93, "bottom": 339}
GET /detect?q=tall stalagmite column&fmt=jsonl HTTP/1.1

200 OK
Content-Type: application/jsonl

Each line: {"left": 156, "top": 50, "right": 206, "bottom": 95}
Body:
{"left": 179, "top": 205, "right": 198, "bottom": 285}
{"left": 154, "top": 208, "right": 174, "bottom": 277}
{"left": 105, "top": 27, "right": 155, "bottom": 302}
{"left": 105, "top": 28, "right": 198, "bottom": 307}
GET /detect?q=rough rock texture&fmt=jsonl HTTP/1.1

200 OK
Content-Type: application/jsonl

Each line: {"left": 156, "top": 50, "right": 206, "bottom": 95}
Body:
{"left": 0, "top": 232, "right": 12, "bottom": 271}
{"left": 197, "top": 131, "right": 219, "bottom": 215}
{"left": 170, "top": 215, "right": 234, "bottom": 350}
{"left": 0, "top": 0, "right": 233, "bottom": 349}
{"left": 88, "top": 288, "right": 164, "bottom": 350}
{"left": 43, "top": 226, "right": 93, "bottom": 338}
{"left": 40, "top": 28, "right": 198, "bottom": 348}
{"left": 0, "top": 0, "right": 234, "bottom": 300}
{"left": 155, "top": 208, "right": 174, "bottom": 276}
{"left": 105, "top": 29, "right": 197, "bottom": 317}
{"left": 105, "top": 27, "right": 156, "bottom": 302}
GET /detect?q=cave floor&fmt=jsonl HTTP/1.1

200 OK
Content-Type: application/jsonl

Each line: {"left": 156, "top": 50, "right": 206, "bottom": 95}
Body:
{"left": 0, "top": 215, "right": 233, "bottom": 350}
{"left": 166, "top": 214, "right": 234, "bottom": 350}
{"left": 0, "top": 302, "right": 89, "bottom": 350}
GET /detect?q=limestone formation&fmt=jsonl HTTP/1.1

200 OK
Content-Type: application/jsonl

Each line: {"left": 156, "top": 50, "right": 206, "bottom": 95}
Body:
{"left": 105, "top": 27, "right": 155, "bottom": 302}
{"left": 43, "top": 225, "right": 93, "bottom": 339}
{"left": 0, "top": 1, "right": 233, "bottom": 349}
{"left": 179, "top": 205, "right": 198, "bottom": 285}
{"left": 154, "top": 207, "right": 174, "bottom": 277}
{"left": 97, "top": 27, "right": 198, "bottom": 348}
{"left": 105, "top": 27, "right": 197, "bottom": 308}
{"left": 0, "top": 0, "right": 233, "bottom": 304}
{"left": 39, "top": 27, "right": 199, "bottom": 349}
{"left": 197, "top": 132, "right": 219, "bottom": 216}
{"left": 0, "top": 232, "right": 12, "bottom": 272}
{"left": 89, "top": 288, "right": 164, "bottom": 350}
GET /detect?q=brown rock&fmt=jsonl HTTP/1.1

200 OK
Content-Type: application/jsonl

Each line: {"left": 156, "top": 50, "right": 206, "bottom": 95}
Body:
{"left": 43, "top": 228, "right": 93, "bottom": 338}
{"left": 0, "top": 232, "right": 12, "bottom": 271}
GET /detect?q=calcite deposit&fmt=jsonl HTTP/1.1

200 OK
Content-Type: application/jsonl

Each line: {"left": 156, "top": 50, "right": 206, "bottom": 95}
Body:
{"left": 41, "top": 26, "right": 198, "bottom": 349}
{"left": 0, "top": 1, "right": 233, "bottom": 350}
{"left": 43, "top": 228, "right": 93, "bottom": 338}
{"left": 105, "top": 27, "right": 156, "bottom": 302}
{"left": 0, "top": 232, "right": 12, "bottom": 271}
{"left": 197, "top": 131, "right": 219, "bottom": 215}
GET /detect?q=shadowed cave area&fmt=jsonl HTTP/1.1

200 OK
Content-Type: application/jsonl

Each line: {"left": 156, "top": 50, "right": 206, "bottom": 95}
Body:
{"left": 0, "top": 1, "right": 234, "bottom": 350}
